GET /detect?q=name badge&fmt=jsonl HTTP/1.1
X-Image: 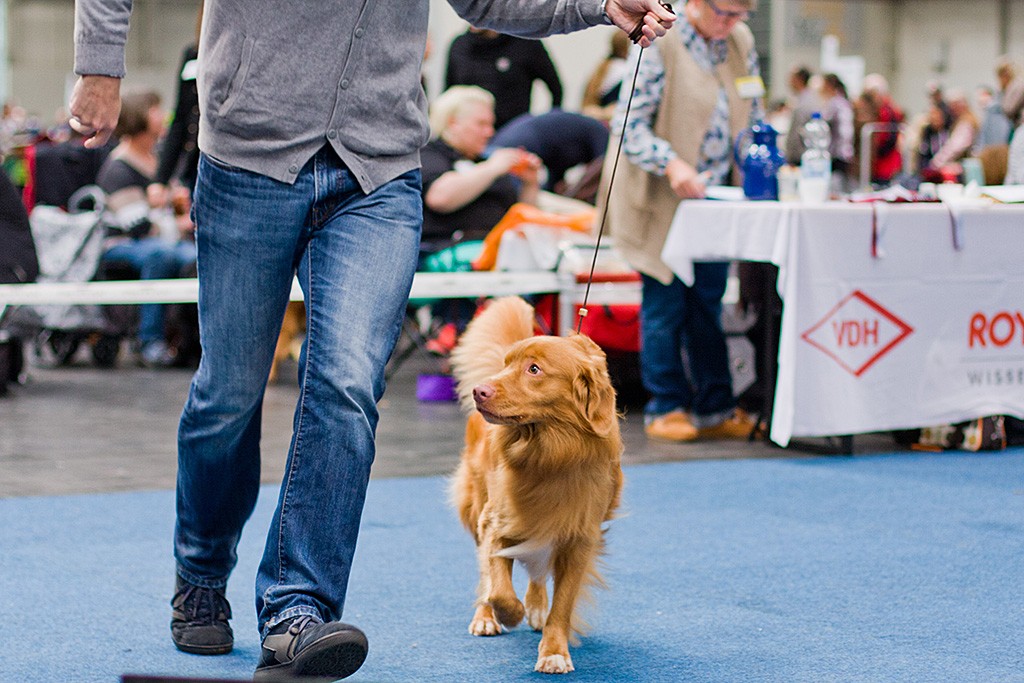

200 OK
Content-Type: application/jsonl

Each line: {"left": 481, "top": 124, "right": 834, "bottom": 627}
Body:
{"left": 735, "top": 75, "right": 765, "bottom": 100}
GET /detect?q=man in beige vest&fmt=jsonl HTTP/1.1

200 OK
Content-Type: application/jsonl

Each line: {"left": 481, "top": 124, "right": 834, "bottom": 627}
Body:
{"left": 603, "top": 0, "right": 760, "bottom": 442}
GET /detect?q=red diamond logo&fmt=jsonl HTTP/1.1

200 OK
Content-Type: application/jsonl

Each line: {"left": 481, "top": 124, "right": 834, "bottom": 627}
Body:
{"left": 800, "top": 290, "right": 913, "bottom": 377}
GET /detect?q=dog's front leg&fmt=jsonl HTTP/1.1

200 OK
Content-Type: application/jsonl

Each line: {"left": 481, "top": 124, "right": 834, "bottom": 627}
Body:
{"left": 469, "top": 512, "right": 504, "bottom": 636}
{"left": 486, "top": 537, "right": 525, "bottom": 628}
{"left": 525, "top": 579, "right": 549, "bottom": 631}
{"left": 535, "top": 544, "right": 593, "bottom": 674}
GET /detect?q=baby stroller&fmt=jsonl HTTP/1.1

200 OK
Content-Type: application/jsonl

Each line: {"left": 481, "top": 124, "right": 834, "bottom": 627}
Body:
{"left": 23, "top": 185, "right": 136, "bottom": 367}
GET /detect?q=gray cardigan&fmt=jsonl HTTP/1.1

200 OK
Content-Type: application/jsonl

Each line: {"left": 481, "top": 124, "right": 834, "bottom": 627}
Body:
{"left": 75, "top": 0, "right": 609, "bottom": 192}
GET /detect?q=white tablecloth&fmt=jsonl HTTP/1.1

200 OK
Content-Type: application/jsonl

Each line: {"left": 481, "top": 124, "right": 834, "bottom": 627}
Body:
{"left": 662, "top": 200, "right": 1024, "bottom": 445}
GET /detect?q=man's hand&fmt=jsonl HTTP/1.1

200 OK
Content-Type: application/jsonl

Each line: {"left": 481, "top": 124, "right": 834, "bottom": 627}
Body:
{"left": 68, "top": 75, "right": 122, "bottom": 149}
{"left": 604, "top": 0, "right": 676, "bottom": 48}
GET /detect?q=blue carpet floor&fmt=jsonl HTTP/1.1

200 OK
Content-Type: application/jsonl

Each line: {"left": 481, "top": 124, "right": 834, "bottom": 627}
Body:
{"left": 2, "top": 450, "right": 1023, "bottom": 682}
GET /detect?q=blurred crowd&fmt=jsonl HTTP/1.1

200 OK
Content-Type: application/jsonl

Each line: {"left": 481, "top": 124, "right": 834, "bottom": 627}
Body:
{"left": 769, "top": 55, "right": 1024, "bottom": 191}
{"left": 2, "top": 23, "right": 1023, "bottom": 373}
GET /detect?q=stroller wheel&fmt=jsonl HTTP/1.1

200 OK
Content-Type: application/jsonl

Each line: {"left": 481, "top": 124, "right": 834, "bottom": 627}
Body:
{"left": 48, "top": 332, "right": 81, "bottom": 366}
{"left": 91, "top": 334, "right": 121, "bottom": 368}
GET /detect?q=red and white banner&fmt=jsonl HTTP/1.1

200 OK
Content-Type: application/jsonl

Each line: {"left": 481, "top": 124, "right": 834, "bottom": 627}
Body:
{"left": 663, "top": 201, "right": 1024, "bottom": 445}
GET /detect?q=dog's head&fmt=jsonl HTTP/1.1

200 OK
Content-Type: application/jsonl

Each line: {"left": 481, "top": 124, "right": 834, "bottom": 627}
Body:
{"left": 471, "top": 334, "right": 617, "bottom": 437}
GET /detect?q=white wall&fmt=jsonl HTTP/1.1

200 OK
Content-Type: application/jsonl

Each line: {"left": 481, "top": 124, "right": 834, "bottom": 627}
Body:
{"left": 5, "top": 0, "right": 201, "bottom": 122}
{"left": 893, "top": 0, "right": 1005, "bottom": 116}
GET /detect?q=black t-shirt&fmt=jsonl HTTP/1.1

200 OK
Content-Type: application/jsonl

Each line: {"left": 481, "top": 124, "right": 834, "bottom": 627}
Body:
{"left": 444, "top": 32, "right": 562, "bottom": 129}
{"left": 419, "top": 138, "right": 519, "bottom": 248}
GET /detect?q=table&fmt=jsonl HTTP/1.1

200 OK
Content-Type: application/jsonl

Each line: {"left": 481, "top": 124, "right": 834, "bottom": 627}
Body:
{"left": 662, "top": 200, "right": 1024, "bottom": 446}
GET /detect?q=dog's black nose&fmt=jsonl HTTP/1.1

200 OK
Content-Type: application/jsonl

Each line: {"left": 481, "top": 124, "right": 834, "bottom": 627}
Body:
{"left": 473, "top": 384, "right": 495, "bottom": 403}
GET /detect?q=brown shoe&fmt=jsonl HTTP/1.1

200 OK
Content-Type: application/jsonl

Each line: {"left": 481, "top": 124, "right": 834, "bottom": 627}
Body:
{"left": 697, "top": 410, "right": 757, "bottom": 440}
{"left": 645, "top": 411, "right": 698, "bottom": 442}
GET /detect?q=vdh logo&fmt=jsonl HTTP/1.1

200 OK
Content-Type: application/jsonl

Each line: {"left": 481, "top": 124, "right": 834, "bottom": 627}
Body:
{"left": 800, "top": 290, "right": 913, "bottom": 377}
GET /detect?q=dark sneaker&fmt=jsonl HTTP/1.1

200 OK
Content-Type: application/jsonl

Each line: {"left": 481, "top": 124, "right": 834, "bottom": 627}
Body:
{"left": 254, "top": 615, "right": 368, "bottom": 681}
{"left": 170, "top": 575, "right": 233, "bottom": 655}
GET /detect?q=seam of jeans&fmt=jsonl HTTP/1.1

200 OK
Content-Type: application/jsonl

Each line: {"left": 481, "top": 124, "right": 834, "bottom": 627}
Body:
{"left": 274, "top": 167, "right": 318, "bottom": 591}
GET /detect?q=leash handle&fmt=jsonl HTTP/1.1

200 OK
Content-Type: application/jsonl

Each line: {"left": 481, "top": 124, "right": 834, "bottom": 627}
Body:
{"left": 629, "top": 2, "right": 675, "bottom": 44}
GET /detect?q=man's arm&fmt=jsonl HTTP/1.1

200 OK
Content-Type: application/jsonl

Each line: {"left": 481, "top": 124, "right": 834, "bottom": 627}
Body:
{"left": 448, "top": 0, "right": 673, "bottom": 48}
{"left": 70, "top": 0, "right": 133, "bottom": 148}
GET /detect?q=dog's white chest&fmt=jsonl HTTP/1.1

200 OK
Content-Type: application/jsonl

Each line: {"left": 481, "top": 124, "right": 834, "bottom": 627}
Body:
{"left": 493, "top": 540, "right": 554, "bottom": 582}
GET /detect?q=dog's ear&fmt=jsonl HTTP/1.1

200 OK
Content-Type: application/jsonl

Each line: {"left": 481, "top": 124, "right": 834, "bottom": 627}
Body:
{"left": 571, "top": 336, "right": 617, "bottom": 437}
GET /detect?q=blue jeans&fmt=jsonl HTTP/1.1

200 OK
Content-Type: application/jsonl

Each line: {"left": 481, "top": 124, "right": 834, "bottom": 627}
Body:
{"left": 102, "top": 237, "right": 196, "bottom": 345}
{"left": 174, "top": 149, "right": 422, "bottom": 636}
{"left": 640, "top": 264, "right": 734, "bottom": 426}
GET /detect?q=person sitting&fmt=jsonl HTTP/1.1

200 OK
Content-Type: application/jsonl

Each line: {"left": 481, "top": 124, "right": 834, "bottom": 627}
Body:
{"left": 419, "top": 85, "right": 542, "bottom": 353}
{"left": 421, "top": 85, "right": 542, "bottom": 252}
{"left": 96, "top": 90, "right": 196, "bottom": 367}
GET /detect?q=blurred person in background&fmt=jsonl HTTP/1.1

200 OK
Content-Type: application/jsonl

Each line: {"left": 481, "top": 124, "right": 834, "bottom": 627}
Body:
{"left": 819, "top": 73, "right": 854, "bottom": 191}
{"left": 784, "top": 65, "right": 821, "bottom": 165}
{"left": 973, "top": 84, "right": 1012, "bottom": 151}
{"left": 921, "top": 89, "right": 978, "bottom": 182}
{"left": 855, "top": 73, "right": 904, "bottom": 186}
{"left": 998, "top": 57, "right": 1024, "bottom": 183}
{"left": 445, "top": 27, "right": 563, "bottom": 129}
{"left": 582, "top": 31, "right": 632, "bottom": 123}
{"left": 96, "top": 90, "right": 196, "bottom": 367}
{"left": 602, "top": 0, "right": 762, "bottom": 444}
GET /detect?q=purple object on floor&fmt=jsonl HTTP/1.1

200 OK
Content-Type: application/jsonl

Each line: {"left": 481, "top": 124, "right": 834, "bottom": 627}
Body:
{"left": 416, "top": 373, "right": 457, "bottom": 402}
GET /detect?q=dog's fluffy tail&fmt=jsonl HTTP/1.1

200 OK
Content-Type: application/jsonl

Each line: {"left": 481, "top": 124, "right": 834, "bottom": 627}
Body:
{"left": 449, "top": 296, "right": 535, "bottom": 412}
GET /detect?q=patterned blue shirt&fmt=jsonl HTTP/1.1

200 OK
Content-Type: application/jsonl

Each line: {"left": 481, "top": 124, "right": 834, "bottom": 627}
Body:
{"left": 613, "top": 17, "right": 762, "bottom": 185}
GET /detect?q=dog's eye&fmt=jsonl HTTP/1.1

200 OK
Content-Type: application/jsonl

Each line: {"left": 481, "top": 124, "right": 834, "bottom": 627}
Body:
{"left": 527, "top": 363, "right": 541, "bottom": 375}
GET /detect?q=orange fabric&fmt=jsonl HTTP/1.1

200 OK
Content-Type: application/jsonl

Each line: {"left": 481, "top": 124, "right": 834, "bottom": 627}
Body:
{"left": 471, "top": 202, "right": 596, "bottom": 271}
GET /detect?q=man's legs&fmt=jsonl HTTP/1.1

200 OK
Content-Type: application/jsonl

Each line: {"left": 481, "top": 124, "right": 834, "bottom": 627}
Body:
{"left": 255, "top": 155, "right": 422, "bottom": 632}
{"left": 175, "top": 153, "right": 313, "bottom": 598}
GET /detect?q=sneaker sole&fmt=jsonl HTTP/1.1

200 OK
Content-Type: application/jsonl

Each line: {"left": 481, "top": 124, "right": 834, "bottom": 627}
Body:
{"left": 173, "top": 640, "right": 233, "bottom": 656}
{"left": 254, "top": 630, "right": 368, "bottom": 682}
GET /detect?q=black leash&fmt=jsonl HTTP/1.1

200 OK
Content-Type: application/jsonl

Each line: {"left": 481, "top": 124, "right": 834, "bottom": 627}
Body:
{"left": 576, "top": 3, "right": 673, "bottom": 335}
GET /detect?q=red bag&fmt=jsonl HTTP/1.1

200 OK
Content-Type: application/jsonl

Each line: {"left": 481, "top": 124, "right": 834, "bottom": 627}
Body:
{"left": 574, "top": 304, "right": 641, "bottom": 353}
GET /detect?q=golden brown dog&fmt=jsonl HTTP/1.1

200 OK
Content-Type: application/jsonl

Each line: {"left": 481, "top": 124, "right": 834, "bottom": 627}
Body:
{"left": 449, "top": 296, "right": 623, "bottom": 674}
{"left": 268, "top": 301, "right": 305, "bottom": 384}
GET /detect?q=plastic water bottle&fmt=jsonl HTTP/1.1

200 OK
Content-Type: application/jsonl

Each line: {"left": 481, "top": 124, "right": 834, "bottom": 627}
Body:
{"left": 799, "top": 112, "right": 831, "bottom": 203}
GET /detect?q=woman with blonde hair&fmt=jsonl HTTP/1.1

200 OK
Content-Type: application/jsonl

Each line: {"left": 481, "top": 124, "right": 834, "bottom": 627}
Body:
{"left": 421, "top": 85, "right": 541, "bottom": 249}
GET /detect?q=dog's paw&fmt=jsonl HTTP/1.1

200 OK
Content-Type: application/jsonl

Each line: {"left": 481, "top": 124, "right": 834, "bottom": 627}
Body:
{"left": 525, "top": 603, "right": 548, "bottom": 631}
{"left": 535, "top": 653, "right": 574, "bottom": 674}
{"left": 489, "top": 594, "right": 525, "bottom": 627}
{"left": 468, "top": 614, "right": 503, "bottom": 636}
